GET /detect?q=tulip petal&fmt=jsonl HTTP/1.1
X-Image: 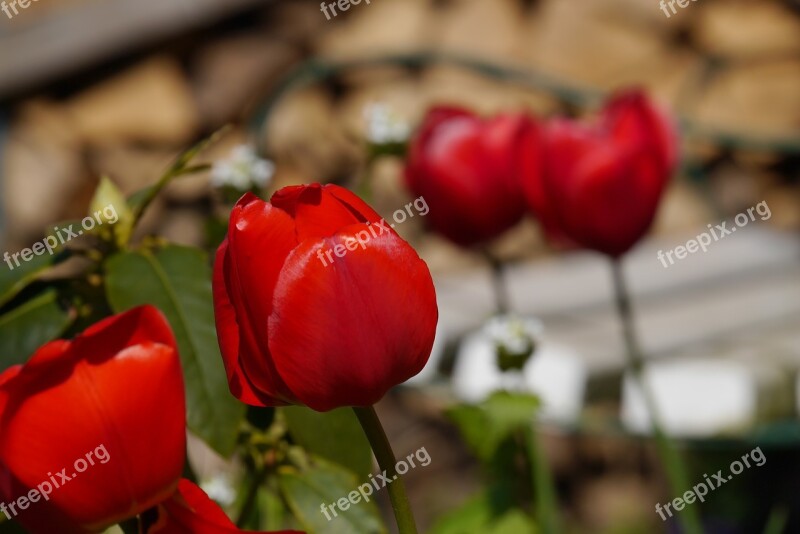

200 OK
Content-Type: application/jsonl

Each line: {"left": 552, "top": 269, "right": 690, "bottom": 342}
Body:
{"left": 405, "top": 109, "right": 527, "bottom": 246}
{"left": 271, "top": 184, "right": 383, "bottom": 241}
{"left": 325, "top": 184, "right": 384, "bottom": 224}
{"left": 221, "top": 194, "right": 299, "bottom": 406}
{"left": 145, "top": 479, "right": 303, "bottom": 534}
{"left": 0, "top": 306, "right": 185, "bottom": 533}
{"left": 604, "top": 90, "right": 678, "bottom": 174}
{"left": 268, "top": 225, "right": 438, "bottom": 411}
{"left": 535, "top": 93, "right": 676, "bottom": 257}
{"left": 213, "top": 239, "right": 268, "bottom": 406}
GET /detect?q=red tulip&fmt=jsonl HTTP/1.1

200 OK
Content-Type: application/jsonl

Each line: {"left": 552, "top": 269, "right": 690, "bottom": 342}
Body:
{"left": 520, "top": 90, "right": 678, "bottom": 257}
{"left": 145, "top": 479, "right": 302, "bottom": 534}
{"left": 0, "top": 306, "right": 186, "bottom": 534}
{"left": 213, "top": 184, "right": 438, "bottom": 412}
{"left": 405, "top": 106, "right": 532, "bottom": 247}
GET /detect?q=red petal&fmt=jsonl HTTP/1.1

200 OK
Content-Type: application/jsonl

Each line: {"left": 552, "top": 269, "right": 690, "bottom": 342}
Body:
{"left": 0, "top": 306, "right": 185, "bottom": 532}
{"left": 324, "top": 185, "right": 384, "bottom": 225}
{"left": 268, "top": 225, "right": 438, "bottom": 411}
{"left": 145, "top": 479, "right": 303, "bottom": 534}
{"left": 271, "top": 184, "right": 382, "bottom": 241}
{"left": 540, "top": 108, "right": 670, "bottom": 256}
{"left": 603, "top": 89, "right": 679, "bottom": 174}
{"left": 213, "top": 240, "right": 271, "bottom": 406}
{"left": 405, "top": 106, "right": 471, "bottom": 194}
{"left": 222, "top": 195, "right": 299, "bottom": 405}
{"left": 405, "top": 108, "right": 526, "bottom": 246}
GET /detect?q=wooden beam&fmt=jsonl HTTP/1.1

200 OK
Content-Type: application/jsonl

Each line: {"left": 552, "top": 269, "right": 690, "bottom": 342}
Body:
{"left": 0, "top": 0, "right": 269, "bottom": 97}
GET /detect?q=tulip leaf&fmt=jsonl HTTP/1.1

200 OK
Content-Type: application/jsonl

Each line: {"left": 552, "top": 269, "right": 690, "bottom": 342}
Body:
{"left": 282, "top": 406, "right": 373, "bottom": 480}
{"left": 428, "top": 493, "right": 495, "bottom": 534}
{"left": 447, "top": 392, "right": 540, "bottom": 461}
{"left": 258, "top": 487, "right": 288, "bottom": 531}
{"left": 279, "top": 457, "right": 386, "bottom": 534}
{"left": 0, "top": 252, "right": 57, "bottom": 308}
{"left": 104, "top": 245, "right": 245, "bottom": 457}
{"left": 429, "top": 493, "right": 538, "bottom": 534}
{"left": 0, "top": 289, "right": 73, "bottom": 371}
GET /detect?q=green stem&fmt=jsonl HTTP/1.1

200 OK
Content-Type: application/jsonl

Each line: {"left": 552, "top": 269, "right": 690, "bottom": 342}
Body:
{"left": 526, "top": 427, "right": 560, "bottom": 534}
{"left": 236, "top": 462, "right": 269, "bottom": 527}
{"left": 611, "top": 259, "right": 704, "bottom": 534}
{"left": 481, "top": 249, "right": 510, "bottom": 316}
{"left": 353, "top": 406, "right": 418, "bottom": 534}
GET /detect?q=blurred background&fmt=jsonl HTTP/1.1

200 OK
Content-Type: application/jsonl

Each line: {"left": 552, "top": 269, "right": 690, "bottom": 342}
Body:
{"left": 1, "top": 0, "right": 799, "bottom": 532}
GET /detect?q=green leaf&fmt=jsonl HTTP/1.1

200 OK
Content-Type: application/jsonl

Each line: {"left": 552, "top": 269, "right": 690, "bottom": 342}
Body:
{"left": 0, "top": 289, "right": 73, "bottom": 370}
{"left": 0, "top": 252, "right": 56, "bottom": 308}
{"left": 487, "top": 511, "right": 538, "bottom": 534}
{"left": 279, "top": 457, "right": 386, "bottom": 534}
{"left": 90, "top": 176, "right": 134, "bottom": 247}
{"left": 258, "top": 487, "right": 287, "bottom": 531}
{"left": 428, "top": 494, "right": 495, "bottom": 534}
{"left": 429, "top": 493, "right": 538, "bottom": 534}
{"left": 104, "top": 245, "right": 245, "bottom": 456}
{"left": 447, "top": 392, "right": 540, "bottom": 460}
{"left": 282, "top": 407, "right": 373, "bottom": 479}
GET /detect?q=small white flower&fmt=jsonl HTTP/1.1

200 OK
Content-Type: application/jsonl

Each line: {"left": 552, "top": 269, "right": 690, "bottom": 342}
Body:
{"left": 486, "top": 315, "right": 542, "bottom": 358}
{"left": 363, "top": 103, "right": 411, "bottom": 144}
{"left": 453, "top": 315, "right": 587, "bottom": 423}
{"left": 211, "top": 145, "right": 275, "bottom": 191}
{"left": 200, "top": 474, "right": 237, "bottom": 507}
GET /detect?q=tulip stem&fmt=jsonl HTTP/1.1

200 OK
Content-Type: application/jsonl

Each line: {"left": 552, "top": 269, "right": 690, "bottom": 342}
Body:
{"left": 236, "top": 463, "right": 269, "bottom": 527}
{"left": 353, "top": 405, "right": 418, "bottom": 534}
{"left": 526, "top": 427, "right": 560, "bottom": 534}
{"left": 610, "top": 259, "right": 704, "bottom": 534}
{"left": 482, "top": 250, "right": 510, "bottom": 315}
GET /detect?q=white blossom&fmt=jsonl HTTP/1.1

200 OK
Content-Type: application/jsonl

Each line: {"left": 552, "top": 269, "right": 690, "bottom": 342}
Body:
{"left": 211, "top": 145, "right": 275, "bottom": 191}
{"left": 453, "top": 315, "right": 587, "bottom": 423}
{"left": 363, "top": 103, "right": 411, "bottom": 144}
{"left": 200, "top": 474, "right": 237, "bottom": 507}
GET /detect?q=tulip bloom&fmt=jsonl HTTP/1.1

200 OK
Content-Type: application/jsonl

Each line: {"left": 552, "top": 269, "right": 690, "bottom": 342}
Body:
{"left": 213, "top": 184, "right": 438, "bottom": 412}
{"left": 404, "top": 106, "right": 532, "bottom": 247}
{"left": 520, "top": 90, "right": 678, "bottom": 257}
{"left": 0, "top": 306, "right": 186, "bottom": 534}
{"left": 145, "top": 479, "right": 302, "bottom": 534}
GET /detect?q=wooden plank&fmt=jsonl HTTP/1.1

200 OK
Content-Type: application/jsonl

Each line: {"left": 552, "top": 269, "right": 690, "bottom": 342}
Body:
{"left": 432, "top": 228, "right": 800, "bottom": 373}
{"left": 0, "top": 0, "right": 269, "bottom": 97}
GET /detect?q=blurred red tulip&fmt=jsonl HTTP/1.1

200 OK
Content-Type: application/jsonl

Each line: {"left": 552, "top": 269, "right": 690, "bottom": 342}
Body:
{"left": 213, "top": 184, "right": 438, "bottom": 412}
{"left": 145, "top": 479, "right": 302, "bottom": 534}
{"left": 0, "top": 306, "right": 186, "bottom": 534}
{"left": 521, "top": 90, "right": 678, "bottom": 257}
{"left": 405, "top": 106, "right": 533, "bottom": 247}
